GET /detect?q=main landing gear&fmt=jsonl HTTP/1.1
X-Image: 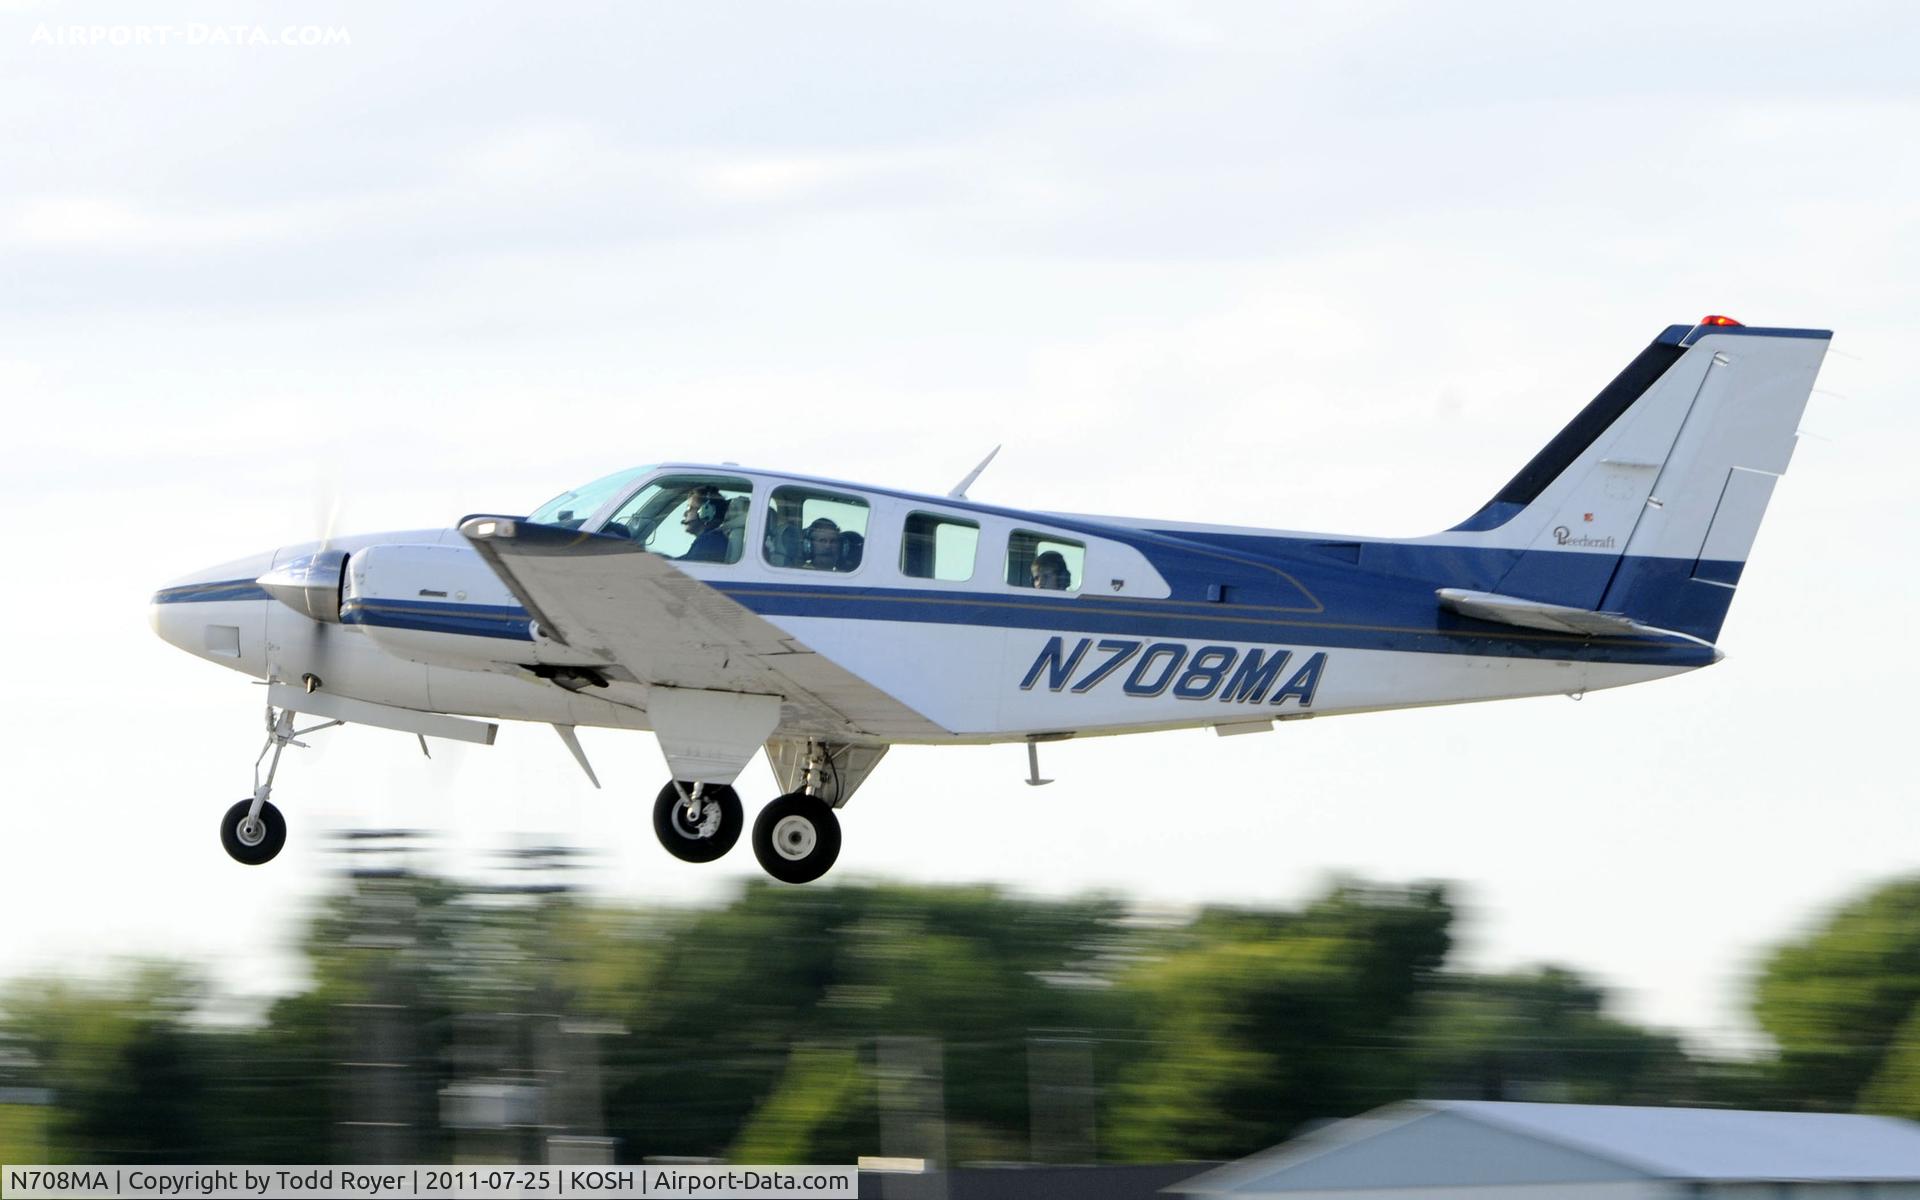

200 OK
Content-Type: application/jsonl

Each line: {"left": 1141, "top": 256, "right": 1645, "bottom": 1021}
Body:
{"left": 652, "top": 782, "right": 743, "bottom": 863}
{"left": 648, "top": 783, "right": 839, "bottom": 882}
{"left": 649, "top": 740, "right": 882, "bottom": 885}
{"left": 221, "top": 705, "right": 340, "bottom": 866}
{"left": 751, "top": 792, "right": 841, "bottom": 885}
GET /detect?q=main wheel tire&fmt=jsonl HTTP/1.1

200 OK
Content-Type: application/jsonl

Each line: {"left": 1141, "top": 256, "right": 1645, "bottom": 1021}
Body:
{"left": 220, "top": 799, "right": 287, "bottom": 866}
{"left": 652, "top": 782, "right": 743, "bottom": 863}
{"left": 751, "top": 792, "right": 842, "bottom": 884}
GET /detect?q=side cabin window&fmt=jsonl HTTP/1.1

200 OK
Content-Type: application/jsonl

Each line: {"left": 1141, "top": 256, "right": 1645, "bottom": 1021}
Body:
{"left": 765, "top": 485, "right": 870, "bottom": 574}
{"left": 600, "top": 474, "right": 753, "bottom": 564}
{"left": 901, "top": 512, "right": 979, "bottom": 582}
{"left": 1008, "top": 530, "right": 1084, "bottom": 592}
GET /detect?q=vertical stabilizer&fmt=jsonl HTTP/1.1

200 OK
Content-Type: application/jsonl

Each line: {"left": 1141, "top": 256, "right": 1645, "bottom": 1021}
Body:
{"left": 1447, "top": 320, "right": 1829, "bottom": 642}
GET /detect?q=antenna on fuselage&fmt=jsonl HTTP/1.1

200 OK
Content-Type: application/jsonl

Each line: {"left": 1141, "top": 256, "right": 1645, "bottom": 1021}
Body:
{"left": 948, "top": 444, "right": 1002, "bottom": 499}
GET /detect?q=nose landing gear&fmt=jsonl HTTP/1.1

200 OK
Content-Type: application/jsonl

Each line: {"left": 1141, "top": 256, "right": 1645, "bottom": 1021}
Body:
{"left": 220, "top": 798, "right": 286, "bottom": 865}
{"left": 221, "top": 704, "right": 340, "bottom": 866}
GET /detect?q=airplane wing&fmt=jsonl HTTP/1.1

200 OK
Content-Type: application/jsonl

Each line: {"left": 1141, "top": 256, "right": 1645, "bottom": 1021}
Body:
{"left": 458, "top": 516, "right": 942, "bottom": 740}
{"left": 1435, "top": 587, "right": 1715, "bottom": 649}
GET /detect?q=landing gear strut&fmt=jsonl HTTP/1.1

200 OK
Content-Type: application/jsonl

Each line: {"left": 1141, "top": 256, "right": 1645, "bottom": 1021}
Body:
{"left": 652, "top": 781, "right": 743, "bottom": 863}
{"left": 222, "top": 705, "right": 339, "bottom": 866}
{"left": 747, "top": 739, "right": 855, "bottom": 884}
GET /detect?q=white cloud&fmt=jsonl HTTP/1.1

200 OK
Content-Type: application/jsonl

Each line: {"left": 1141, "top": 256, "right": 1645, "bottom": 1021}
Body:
{"left": 6, "top": 194, "right": 289, "bottom": 248}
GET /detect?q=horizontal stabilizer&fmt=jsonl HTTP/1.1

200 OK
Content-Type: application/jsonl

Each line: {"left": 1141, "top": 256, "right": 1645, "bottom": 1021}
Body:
{"left": 1436, "top": 588, "right": 1709, "bottom": 648}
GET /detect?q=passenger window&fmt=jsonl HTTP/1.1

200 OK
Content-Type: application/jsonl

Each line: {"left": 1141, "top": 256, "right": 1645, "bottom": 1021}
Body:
{"left": 765, "top": 485, "right": 870, "bottom": 573}
{"left": 600, "top": 474, "right": 752, "bottom": 564}
{"left": 1008, "top": 530, "right": 1083, "bottom": 592}
{"left": 901, "top": 513, "right": 979, "bottom": 581}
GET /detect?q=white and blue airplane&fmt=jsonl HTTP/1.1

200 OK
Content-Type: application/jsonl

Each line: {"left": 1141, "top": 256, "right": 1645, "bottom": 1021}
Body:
{"left": 152, "top": 317, "right": 1828, "bottom": 883}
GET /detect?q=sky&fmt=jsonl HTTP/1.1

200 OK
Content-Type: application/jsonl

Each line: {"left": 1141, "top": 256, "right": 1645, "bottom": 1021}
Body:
{"left": 1, "top": 0, "right": 1917, "bottom": 1053}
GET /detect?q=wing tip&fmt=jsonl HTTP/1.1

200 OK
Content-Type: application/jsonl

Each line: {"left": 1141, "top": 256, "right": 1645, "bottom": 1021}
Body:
{"left": 458, "top": 514, "right": 520, "bottom": 541}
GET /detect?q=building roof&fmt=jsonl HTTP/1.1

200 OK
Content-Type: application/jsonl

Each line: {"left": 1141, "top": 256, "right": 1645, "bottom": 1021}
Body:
{"left": 1174, "top": 1101, "right": 1920, "bottom": 1195}
{"left": 1436, "top": 1101, "right": 1920, "bottom": 1180}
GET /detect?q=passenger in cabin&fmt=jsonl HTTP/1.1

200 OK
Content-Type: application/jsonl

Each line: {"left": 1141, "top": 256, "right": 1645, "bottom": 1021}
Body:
{"left": 837, "top": 530, "right": 864, "bottom": 571}
{"left": 803, "top": 518, "right": 843, "bottom": 570}
{"left": 765, "top": 501, "right": 803, "bottom": 566}
{"left": 718, "top": 494, "right": 751, "bottom": 560}
{"left": 679, "top": 486, "right": 732, "bottom": 563}
{"left": 1030, "top": 550, "right": 1071, "bottom": 591}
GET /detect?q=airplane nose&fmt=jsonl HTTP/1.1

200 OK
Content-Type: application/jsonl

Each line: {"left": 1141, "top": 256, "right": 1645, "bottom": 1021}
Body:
{"left": 150, "top": 550, "right": 278, "bottom": 671}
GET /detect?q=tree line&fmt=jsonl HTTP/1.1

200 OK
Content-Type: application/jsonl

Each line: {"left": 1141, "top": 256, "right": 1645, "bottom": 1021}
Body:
{"left": 3, "top": 869, "right": 1918, "bottom": 1165}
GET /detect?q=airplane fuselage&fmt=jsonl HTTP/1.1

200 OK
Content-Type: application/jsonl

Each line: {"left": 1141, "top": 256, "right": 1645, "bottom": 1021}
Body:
{"left": 152, "top": 469, "right": 1714, "bottom": 749}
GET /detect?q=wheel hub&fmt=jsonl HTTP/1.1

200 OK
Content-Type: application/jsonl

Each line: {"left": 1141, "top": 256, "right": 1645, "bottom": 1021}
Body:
{"left": 770, "top": 814, "right": 818, "bottom": 861}
{"left": 675, "top": 800, "right": 723, "bottom": 840}
{"left": 235, "top": 817, "right": 266, "bottom": 847}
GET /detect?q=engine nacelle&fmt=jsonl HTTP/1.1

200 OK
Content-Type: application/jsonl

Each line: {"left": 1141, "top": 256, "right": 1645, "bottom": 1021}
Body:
{"left": 341, "top": 541, "right": 599, "bottom": 671}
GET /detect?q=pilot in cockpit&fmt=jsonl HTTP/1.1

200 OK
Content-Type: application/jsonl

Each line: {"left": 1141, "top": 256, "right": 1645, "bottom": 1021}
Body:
{"left": 679, "top": 486, "right": 732, "bottom": 563}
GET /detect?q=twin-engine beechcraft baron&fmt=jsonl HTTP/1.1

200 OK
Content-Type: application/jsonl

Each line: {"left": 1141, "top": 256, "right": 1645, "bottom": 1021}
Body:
{"left": 153, "top": 317, "right": 1828, "bottom": 883}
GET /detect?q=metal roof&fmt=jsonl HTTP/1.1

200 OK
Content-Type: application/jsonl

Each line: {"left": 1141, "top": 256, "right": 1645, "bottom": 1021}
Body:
{"left": 1430, "top": 1101, "right": 1920, "bottom": 1181}
{"left": 1174, "top": 1101, "right": 1920, "bottom": 1195}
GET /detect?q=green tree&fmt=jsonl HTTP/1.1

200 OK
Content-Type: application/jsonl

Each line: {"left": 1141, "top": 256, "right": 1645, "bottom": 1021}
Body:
{"left": 1102, "top": 882, "right": 1453, "bottom": 1160}
{"left": 1406, "top": 967, "right": 1698, "bottom": 1105}
{"left": 1754, "top": 875, "right": 1920, "bottom": 1113}
{"left": 591, "top": 881, "right": 1130, "bottom": 1164}
{"left": 0, "top": 965, "right": 217, "bottom": 1162}
{"left": 0, "top": 869, "right": 1767, "bottom": 1166}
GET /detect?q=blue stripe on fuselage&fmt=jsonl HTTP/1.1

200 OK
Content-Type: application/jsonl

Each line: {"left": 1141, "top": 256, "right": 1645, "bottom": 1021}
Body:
{"left": 151, "top": 554, "right": 1725, "bottom": 667}
{"left": 151, "top": 580, "right": 272, "bottom": 604}
{"left": 339, "top": 596, "right": 534, "bottom": 641}
{"left": 1149, "top": 531, "right": 1740, "bottom": 645}
{"left": 709, "top": 583, "right": 1716, "bottom": 667}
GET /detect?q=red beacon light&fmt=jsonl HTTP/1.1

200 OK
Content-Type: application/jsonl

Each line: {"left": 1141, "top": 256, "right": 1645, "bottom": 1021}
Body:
{"left": 1700, "top": 314, "right": 1742, "bottom": 327}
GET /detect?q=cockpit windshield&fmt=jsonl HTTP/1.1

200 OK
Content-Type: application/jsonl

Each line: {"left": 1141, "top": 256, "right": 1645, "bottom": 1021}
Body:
{"left": 527, "top": 466, "right": 654, "bottom": 529}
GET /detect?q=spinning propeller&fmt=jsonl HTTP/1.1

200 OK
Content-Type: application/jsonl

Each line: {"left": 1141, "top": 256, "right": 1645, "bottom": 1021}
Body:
{"left": 257, "top": 482, "right": 350, "bottom": 623}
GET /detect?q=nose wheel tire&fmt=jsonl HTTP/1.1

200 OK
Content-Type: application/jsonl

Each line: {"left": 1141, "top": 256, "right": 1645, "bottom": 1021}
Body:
{"left": 751, "top": 792, "right": 841, "bottom": 884}
{"left": 220, "top": 799, "right": 287, "bottom": 866}
{"left": 652, "top": 782, "right": 743, "bottom": 863}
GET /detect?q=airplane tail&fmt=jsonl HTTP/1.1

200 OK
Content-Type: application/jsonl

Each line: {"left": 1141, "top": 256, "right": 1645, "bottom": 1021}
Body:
{"left": 1441, "top": 318, "right": 1830, "bottom": 645}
